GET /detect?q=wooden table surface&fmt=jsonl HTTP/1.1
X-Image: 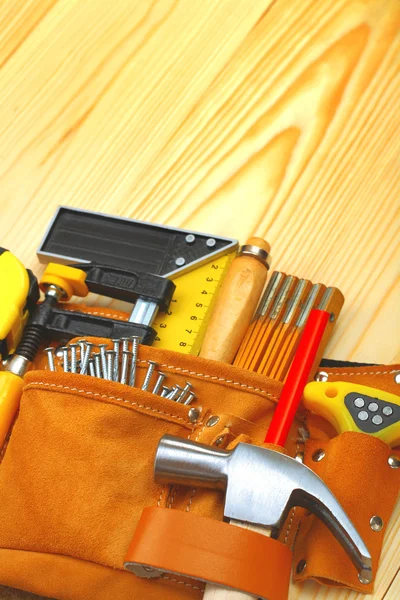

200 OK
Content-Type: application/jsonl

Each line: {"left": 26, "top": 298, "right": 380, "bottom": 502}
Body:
{"left": 0, "top": 1, "right": 398, "bottom": 599}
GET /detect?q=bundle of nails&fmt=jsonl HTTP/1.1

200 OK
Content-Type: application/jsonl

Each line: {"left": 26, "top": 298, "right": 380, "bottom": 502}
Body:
{"left": 44, "top": 337, "right": 196, "bottom": 405}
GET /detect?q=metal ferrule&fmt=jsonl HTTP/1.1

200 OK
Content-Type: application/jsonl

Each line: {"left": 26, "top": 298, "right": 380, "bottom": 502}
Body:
{"left": 6, "top": 354, "right": 31, "bottom": 378}
{"left": 239, "top": 244, "right": 271, "bottom": 268}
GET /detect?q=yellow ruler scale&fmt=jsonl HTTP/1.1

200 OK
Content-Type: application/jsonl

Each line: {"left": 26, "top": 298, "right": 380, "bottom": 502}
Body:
{"left": 152, "top": 252, "right": 236, "bottom": 355}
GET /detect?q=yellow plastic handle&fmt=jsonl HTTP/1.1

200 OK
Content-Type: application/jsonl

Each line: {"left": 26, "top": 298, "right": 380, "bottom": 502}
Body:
{"left": 0, "top": 371, "right": 24, "bottom": 447}
{"left": 0, "top": 250, "right": 29, "bottom": 357}
{"left": 40, "top": 263, "right": 88, "bottom": 301}
{"left": 304, "top": 381, "right": 400, "bottom": 447}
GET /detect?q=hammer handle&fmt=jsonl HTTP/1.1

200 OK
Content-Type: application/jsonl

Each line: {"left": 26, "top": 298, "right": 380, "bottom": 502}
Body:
{"left": 203, "top": 522, "right": 271, "bottom": 599}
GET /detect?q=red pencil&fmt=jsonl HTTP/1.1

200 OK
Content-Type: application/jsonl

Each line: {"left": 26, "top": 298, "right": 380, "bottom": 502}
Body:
{"left": 265, "top": 309, "right": 330, "bottom": 446}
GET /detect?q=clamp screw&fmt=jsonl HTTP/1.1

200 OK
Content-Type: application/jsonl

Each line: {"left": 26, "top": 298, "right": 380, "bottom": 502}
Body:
{"left": 207, "top": 415, "right": 220, "bottom": 427}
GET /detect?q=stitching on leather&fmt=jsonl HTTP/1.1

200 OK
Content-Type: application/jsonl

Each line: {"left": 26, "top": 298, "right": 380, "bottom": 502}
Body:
{"left": 184, "top": 423, "right": 208, "bottom": 513}
{"left": 136, "top": 359, "right": 279, "bottom": 399}
{"left": 27, "top": 382, "right": 189, "bottom": 423}
{"left": 284, "top": 431, "right": 307, "bottom": 545}
{"left": 327, "top": 369, "right": 399, "bottom": 376}
{"left": 157, "top": 487, "right": 165, "bottom": 508}
{"left": 161, "top": 575, "right": 203, "bottom": 592}
{"left": 167, "top": 487, "right": 178, "bottom": 509}
{"left": 66, "top": 308, "right": 127, "bottom": 321}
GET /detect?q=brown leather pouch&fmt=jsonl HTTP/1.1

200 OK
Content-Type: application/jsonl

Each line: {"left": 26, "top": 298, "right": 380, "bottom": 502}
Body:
{"left": 0, "top": 316, "right": 398, "bottom": 599}
{"left": 292, "top": 365, "right": 400, "bottom": 593}
{"left": 0, "top": 336, "right": 301, "bottom": 600}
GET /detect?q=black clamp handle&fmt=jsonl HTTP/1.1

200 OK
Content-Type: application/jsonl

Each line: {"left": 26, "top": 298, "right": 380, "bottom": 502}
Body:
{"left": 70, "top": 264, "right": 175, "bottom": 312}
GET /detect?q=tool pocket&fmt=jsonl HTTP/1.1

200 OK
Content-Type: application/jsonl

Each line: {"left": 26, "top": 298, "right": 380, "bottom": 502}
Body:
{"left": 293, "top": 430, "right": 400, "bottom": 593}
{"left": 0, "top": 343, "right": 299, "bottom": 600}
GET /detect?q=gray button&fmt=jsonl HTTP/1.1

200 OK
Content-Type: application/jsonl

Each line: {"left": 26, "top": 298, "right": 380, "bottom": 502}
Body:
{"left": 372, "top": 415, "right": 383, "bottom": 426}
{"left": 354, "top": 397, "right": 365, "bottom": 408}
{"left": 358, "top": 411, "right": 369, "bottom": 422}
{"left": 383, "top": 406, "right": 393, "bottom": 416}
{"left": 368, "top": 402, "right": 379, "bottom": 412}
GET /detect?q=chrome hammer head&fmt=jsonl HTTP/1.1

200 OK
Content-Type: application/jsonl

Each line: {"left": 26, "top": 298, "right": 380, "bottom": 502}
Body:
{"left": 154, "top": 435, "right": 372, "bottom": 584}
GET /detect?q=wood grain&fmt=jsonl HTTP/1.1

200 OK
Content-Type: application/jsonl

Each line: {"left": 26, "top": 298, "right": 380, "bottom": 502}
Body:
{"left": 0, "top": 0, "right": 399, "bottom": 599}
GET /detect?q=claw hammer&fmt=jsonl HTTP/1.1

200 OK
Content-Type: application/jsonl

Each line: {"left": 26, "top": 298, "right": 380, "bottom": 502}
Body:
{"left": 154, "top": 310, "right": 373, "bottom": 598}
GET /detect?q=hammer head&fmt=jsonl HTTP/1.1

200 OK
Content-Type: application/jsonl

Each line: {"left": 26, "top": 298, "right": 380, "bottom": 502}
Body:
{"left": 155, "top": 435, "right": 372, "bottom": 584}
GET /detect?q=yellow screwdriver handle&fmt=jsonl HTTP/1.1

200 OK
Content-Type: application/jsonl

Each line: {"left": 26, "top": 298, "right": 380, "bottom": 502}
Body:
{"left": 0, "top": 371, "right": 24, "bottom": 447}
{"left": 0, "top": 249, "right": 30, "bottom": 359}
{"left": 304, "top": 381, "right": 400, "bottom": 447}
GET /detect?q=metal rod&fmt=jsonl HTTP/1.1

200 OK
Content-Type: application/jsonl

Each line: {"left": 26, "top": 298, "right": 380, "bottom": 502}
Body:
{"left": 167, "top": 385, "right": 183, "bottom": 401}
{"left": 129, "top": 336, "right": 140, "bottom": 387}
{"left": 183, "top": 392, "right": 196, "bottom": 405}
{"left": 44, "top": 347, "right": 56, "bottom": 371}
{"left": 70, "top": 344, "right": 78, "bottom": 374}
{"left": 142, "top": 361, "right": 157, "bottom": 391}
{"left": 60, "top": 346, "right": 69, "bottom": 373}
{"left": 106, "top": 350, "right": 115, "bottom": 381}
{"left": 88, "top": 358, "right": 96, "bottom": 377}
{"left": 93, "top": 353, "right": 102, "bottom": 378}
{"left": 120, "top": 350, "right": 130, "bottom": 385}
{"left": 98, "top": 344, "right": 108, "bottom": 378}
{"left": 153, "top": 372, "right": 167, "bottom": 395}
{"left": 80, "top": 342, "right": 94, "bottom": 375}
{"left": 112, "top": 339, "right": 120, "bottom": 381}
{"left": 177, "top": 382, "right": 192, "bottom": 403}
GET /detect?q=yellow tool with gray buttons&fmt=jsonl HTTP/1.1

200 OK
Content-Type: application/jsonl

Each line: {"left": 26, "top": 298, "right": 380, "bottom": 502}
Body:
{"left": 303, "top": 381, "right": 400, "bottom": 447}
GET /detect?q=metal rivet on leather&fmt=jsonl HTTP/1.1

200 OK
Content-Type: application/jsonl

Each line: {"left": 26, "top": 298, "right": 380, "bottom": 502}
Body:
{"left": 370, "top": 516, "right": 383, "bottom": 532}
{"left": 188, "top": 408, "right": 201, "bottom": 423}
{"left": 296, "top": 559, "right": 307, "bottom": 574}
{"left": 206, "top": 415, "right": 220, "bottom": 427}
{"left": 388, "top": 455, "right": 400, "bottom": 469}
{"left": 312, "top": 449, "right": 325, "bottom": 462}
{"left": 314, "top": 371, "right": 329, "bottom": 382}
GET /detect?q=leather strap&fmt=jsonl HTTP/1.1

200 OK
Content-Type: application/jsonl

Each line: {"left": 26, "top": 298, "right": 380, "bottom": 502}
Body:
{"left": 124, "top": 507, "right": 292, "bottom": 600}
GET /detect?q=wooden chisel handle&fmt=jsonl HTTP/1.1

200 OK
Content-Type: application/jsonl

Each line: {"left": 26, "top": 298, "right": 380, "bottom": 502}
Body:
{"left": 200, "top": 238, "right": 271, "bottom": 363}
{"left": 203, "top": 522, "right": 271, "bottom": 599}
